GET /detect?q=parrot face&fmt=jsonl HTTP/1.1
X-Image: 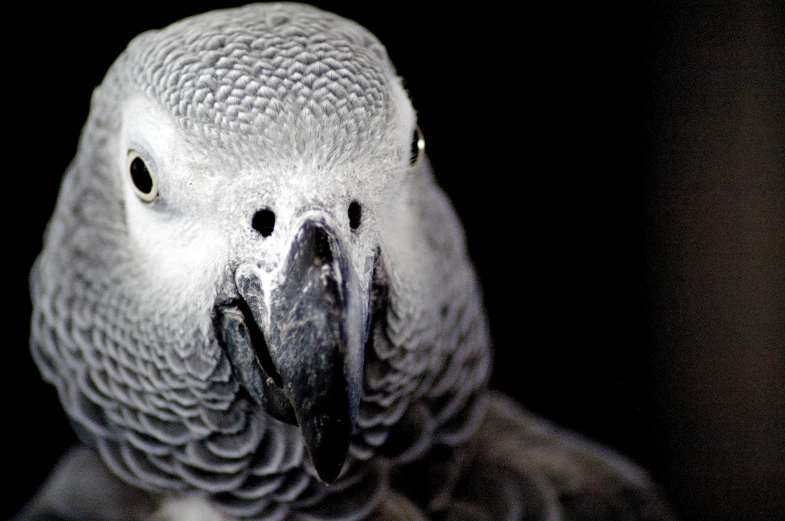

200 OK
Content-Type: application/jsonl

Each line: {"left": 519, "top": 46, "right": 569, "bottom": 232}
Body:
{"left": 112, "top": 11, "right": 417, "bottom": 482}
{"left": 118, "top": 92, "right": 407, "bottom": 483}
{"left": 31, "top": 4, "right": 490, "bottom": 518}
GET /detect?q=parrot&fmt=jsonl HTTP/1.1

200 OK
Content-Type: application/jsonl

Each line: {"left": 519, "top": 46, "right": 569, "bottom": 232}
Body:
{"left": 23, "top": 3, "right": 675, "bottom": 520}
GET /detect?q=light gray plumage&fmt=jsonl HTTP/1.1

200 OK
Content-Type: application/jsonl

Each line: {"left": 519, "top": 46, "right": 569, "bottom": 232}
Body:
{"left": 26, "top": 4, "right": 674, "bottom": 521}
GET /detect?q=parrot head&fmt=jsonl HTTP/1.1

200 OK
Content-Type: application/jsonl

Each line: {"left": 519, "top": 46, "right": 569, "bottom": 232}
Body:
{"left": 37, "top": 4, "right": 423, "bottom": 485}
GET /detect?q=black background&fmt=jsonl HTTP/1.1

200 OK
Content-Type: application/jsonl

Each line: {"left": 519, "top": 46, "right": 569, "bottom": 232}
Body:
{"left": 5, "top": 2, "right": 783, "bottom": 520}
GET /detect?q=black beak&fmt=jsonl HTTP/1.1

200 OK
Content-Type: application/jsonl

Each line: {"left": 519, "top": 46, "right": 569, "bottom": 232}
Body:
{"left": 220, "top": 220, "right": 364, "bottom": 484}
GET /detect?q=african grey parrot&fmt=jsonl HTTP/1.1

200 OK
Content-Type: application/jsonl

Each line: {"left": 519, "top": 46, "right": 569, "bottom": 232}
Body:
{"left": 24, "top": 4, "right": 675, "bottom": 520}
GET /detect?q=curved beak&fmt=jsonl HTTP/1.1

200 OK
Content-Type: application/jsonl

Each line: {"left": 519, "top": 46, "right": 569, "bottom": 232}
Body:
{"left": 219, "top": 220, "right": 365, "bottom": 484}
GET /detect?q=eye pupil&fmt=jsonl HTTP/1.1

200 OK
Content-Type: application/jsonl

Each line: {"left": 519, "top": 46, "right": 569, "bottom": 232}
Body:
{"left": 252, "top": 209, "right": 276, "bottom": 237}
{"left": 348, "top": 201, "right": 362, "bottom": 230}
{"left": 130, "top": 157, "right": 154, "bottom": 194}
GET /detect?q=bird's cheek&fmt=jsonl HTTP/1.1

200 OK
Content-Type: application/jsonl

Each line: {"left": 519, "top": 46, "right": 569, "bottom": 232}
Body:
{"left": 127, "top": 219, "right": 227, "bottom": 296}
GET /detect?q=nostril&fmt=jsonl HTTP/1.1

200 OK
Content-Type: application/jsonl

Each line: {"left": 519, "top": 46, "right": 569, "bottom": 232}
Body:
{"left": 348, "top": 201, "right": 362, "bottom": 230}
{"left": 252, "top": 209, "right": 275, "bottom": 237}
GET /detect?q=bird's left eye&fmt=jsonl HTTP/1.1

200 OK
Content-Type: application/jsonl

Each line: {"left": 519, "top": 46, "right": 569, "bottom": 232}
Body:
{"left": 127, "top": 151, "right": 158, "bottom": 202}
{"left": 409, "top": 124, "right": 425, "bottom": 167}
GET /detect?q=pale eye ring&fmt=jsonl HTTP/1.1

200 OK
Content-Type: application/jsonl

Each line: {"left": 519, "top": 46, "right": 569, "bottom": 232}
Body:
{"left": 127, "top": 151, "right": 158, "bottom": 202}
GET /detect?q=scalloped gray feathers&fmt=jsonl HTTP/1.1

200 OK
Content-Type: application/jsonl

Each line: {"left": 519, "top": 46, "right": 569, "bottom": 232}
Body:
{"left": 28, "top": 4, "right": 674, "bottom": 521}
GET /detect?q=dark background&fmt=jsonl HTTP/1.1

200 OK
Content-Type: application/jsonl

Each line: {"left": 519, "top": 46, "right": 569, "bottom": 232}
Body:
{"left": 5, "top": 2, "right": 783, "bottom": 520}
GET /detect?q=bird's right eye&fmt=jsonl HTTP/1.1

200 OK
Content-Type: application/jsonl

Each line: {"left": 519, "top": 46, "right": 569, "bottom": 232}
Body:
{"left": 127, "top": 151, "right": 158, "bottom": 202}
